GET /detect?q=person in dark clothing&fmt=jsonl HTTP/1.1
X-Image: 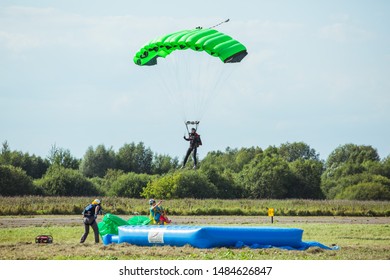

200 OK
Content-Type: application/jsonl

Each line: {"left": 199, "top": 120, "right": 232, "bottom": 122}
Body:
{"left": 80, "top": 199, "right": 103, "bottom": 243}
{"left": 182, "top": 127, "right": 202, "bottom": 169}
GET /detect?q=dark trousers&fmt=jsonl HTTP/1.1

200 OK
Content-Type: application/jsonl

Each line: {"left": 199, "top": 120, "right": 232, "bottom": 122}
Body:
{"left": 183, "top": 147, "right": 197, "bottom": 167}
{"left": 80, "top": 217, "right": 99, "bottom": 243}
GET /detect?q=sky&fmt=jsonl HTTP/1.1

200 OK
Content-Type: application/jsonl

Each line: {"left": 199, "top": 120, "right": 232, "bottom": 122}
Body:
{"left": 1, "top": 0, "right": 389, "bottom": 162}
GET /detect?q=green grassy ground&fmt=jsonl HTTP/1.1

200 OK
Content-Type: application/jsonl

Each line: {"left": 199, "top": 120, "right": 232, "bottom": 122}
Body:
{"left": 1, "top": 197, "right": 389, "bottom": 216}
{"left": 0, "top": 218, "right": 389, "bottom": 260}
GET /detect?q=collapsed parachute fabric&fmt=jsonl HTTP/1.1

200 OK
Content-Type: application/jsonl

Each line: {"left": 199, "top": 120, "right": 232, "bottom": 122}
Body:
{"left": 133, "top": 28, "right": 248, "bottom": 66}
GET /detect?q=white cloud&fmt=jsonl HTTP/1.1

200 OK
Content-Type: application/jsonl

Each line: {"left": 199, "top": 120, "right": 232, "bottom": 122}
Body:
{"left": 238, "top": 19, "right": 304, "bottom": 44}
{"left": 329, "top": 13, "right": 350, "bottom": 22}
{"left": 318, "top": 22, "right": 373, "bottom": 42}
{"left": 0, "top": 6, "right": 142, "bottom": 53}
{"left": 0, "top": 30, "right": 43, "bottom": 51}
{"left": 1, "top": 6, "right": 55, "bottom": 17}
{"left": 110, "top": 94, "right": 130, "bottom": 113}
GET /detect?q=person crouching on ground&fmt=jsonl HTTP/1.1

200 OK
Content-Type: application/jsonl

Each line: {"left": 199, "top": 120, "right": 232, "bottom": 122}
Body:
{"left": 149, "top": 199, "right": 171, "bottom": 225}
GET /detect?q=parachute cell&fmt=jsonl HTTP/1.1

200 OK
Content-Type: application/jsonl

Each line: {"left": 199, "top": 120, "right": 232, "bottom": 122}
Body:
{"left": 133, "top": 28, "right": 247, "bottom": 66}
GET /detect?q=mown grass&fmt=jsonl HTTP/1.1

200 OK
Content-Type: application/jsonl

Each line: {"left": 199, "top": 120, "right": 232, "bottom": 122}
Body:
{"left": 1, "top": 197, "right": 389, "bottom": 260}
{"left": 1, "top": 196, "right": 389, "bottom": 216}
{"left": 0, "top": 219, "right": 389, "bottom": 260}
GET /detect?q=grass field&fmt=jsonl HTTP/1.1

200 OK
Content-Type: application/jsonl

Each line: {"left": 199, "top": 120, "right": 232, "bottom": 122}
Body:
{"left": 0, "top": 215, "right": 389, "bottom": 260}
{"left": 1, "top": 197, "right": 389, "bottom": 260}
{"left": 1, "top": 196, "right": 389, "bottom": 216}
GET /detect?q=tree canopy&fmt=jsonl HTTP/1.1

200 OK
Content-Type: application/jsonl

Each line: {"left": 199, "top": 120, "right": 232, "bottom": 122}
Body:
{"left": 0, "top": 141, "right": 389, "bottom": 200}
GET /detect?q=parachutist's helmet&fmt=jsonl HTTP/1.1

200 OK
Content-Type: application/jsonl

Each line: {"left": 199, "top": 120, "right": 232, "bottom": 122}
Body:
{"left": 149, "top": 199, "right": 156, "bottom": 205}
{"left": 92, "top": 199, "right": 101, "bottom": 205}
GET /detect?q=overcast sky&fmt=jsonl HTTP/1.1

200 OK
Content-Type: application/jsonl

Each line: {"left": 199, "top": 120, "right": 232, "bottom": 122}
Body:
{"left": 1, "top": 0, "right": 389, "bottom": 162}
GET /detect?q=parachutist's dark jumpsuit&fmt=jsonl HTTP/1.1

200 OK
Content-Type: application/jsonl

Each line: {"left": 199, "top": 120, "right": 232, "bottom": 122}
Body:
{"left": 80, "top": 204, "right": 102, "bottom": 243}
{"left": 183, "top": 133, "right": 201, "bottom": 167}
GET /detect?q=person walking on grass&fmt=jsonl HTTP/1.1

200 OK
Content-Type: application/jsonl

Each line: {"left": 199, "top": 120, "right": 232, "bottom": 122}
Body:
{"left": 80, "top": 199, "right": 103, "bottom": 243}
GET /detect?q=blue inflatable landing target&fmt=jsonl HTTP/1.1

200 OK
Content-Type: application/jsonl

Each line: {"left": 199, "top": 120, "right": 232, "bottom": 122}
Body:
{"left": 102, "top": 225, "right": 337, "bottom": 250}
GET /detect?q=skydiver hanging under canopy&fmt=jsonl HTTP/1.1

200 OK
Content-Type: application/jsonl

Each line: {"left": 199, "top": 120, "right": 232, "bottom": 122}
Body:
{"left": 133, "top": 21, "right": 247, "bottom": 170}
{"left": 181, "top": 121, "right": 202, "bottom": 169}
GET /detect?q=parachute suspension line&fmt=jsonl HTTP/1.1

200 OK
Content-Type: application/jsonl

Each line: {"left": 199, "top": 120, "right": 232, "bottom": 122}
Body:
{"left": 153, "top": 58, "right": 190, "bottom": 129}
{"left": 171, "top": 50, "right": 207, "bottom": 122}
{"left": 195, "top": 18, "right": 230, "bottom": 30}
{"left": 192, "top": 52, "right": 204, "bottom": 120}
{"left": 195, "top": 53, "right": 239, "bottom": 122}
{"left": 154, "top": 52, "right": 191, "bottom": 122}
{"left": 208, "top": 61, "right": 238, "bottom": 106}
{"left": 185, "top": 121, "right": 190, "bottom": 135}
{"left": 195, "top": 54, "right": 217, "bottom": 121}
{"left": 170, "top": 51, "right": 202, "bottom": 122}
{"left": 176, "top": 51, "right": 221, "bottom": 123}
{"left": 185, "top": 121, "right": 200, "bottom": 135}
{"left": 134, "top": 26, "right": 247, "bottom": 126}
{"left": 208, "top": 18, "right": 230, "bottom": 29}
{"left": 154, "top": 59, "right": 182, "bottom": 117}
{"left": 178, "top": 51, "right": 197, "bottom": 121}
{"left": 175, "top": 50, "right": 240, "bottom": 123}
{"left": 152, "top": 46, "right": 241, "bottom": 125}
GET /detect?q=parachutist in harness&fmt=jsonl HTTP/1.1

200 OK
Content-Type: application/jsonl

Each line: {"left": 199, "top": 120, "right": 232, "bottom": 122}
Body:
{"left": 80, "top": 199, "right": 103, "bottom": 243}
{"left": 182, "top": 121, "right": 202, "bottom": 169}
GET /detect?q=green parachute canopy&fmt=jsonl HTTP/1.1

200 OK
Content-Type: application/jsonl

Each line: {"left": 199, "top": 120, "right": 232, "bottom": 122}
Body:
{"left": 98, "top": 213, "right": 151, "bottom": 237}
{"left": 133, "top": 28, "right": 247, "bottom": 66}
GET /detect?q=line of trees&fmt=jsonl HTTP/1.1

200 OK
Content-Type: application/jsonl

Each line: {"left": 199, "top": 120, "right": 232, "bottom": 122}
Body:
{"left": 0, "top": 141, "right": 389, "bottom": 200}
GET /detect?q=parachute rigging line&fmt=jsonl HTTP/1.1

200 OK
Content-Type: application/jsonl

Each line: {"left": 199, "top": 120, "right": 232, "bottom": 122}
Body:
{"left": 208, "top": 18, "right": 230, "bottom": 29}
{"left": 185, "top": 121, "right": 200, "bottom": 134}
{"left": 133, "top": 25, "right": 247, "bottom": 124}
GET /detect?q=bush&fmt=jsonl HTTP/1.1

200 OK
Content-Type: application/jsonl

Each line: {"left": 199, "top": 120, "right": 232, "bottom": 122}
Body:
{"left": 34, "top": 165, "right": 98, "bottom": 196}
{"left": 238, "top": 155, "right": 292, "bottom": 199}
{"left": 142, "top": 173, "right": 176, "bottom": 199}
{"left": 0, "top": 165, "right": 35, "bottom": 195}
{"left": 335, "top": 183, "right": 390, "bottom": 200}
{"left": 142, "top": 170, "right": 218, "bottom": 199}
{"left": 175, "top": 171, "right": 218, "bottom": 198}
{"left": 108, "top": 172, "right": 153, "bottom": 198}
{"left": 200, "top": 167, "right": 243, "bottom": 198}
{"left": 324, "top": 173, "right": 390, "bottom": 200}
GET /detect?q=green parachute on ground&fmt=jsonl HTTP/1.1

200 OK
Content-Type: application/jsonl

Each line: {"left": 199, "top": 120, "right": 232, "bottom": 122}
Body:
{"left": 98, "top": 213, "right": 151, "bottom": 236}
{"left": 133, "top": 26, "right": 248, "bottom": 66}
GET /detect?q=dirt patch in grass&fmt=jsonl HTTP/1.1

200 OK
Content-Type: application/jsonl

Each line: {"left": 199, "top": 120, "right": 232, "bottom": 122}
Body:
{"left": 0, "top": 215, "right": 389, "bottom": 228}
